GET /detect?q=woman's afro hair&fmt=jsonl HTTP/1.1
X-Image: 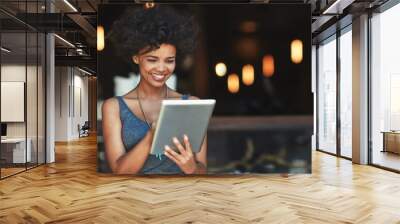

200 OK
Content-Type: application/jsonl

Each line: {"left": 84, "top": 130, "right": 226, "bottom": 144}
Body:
{"left": 109, "top": 5, "right": 198, "bottom": 64}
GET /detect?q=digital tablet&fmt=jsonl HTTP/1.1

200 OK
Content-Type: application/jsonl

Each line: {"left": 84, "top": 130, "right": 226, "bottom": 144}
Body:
{"left": 150, "top": 99, "right": 216, "bottom": 155}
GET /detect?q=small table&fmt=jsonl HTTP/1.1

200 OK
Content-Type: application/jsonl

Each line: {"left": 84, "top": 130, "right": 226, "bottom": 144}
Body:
{"left": 381, "top": 131, "right": 400, "bottom": 154}
{"left": 1, "top": 138, "right": 31, "bottom": 163}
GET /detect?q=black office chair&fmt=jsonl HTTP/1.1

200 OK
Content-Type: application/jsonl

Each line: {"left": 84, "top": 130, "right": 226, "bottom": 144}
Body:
{"left": 78, "top": 121, "right": 90, "bottom": 138}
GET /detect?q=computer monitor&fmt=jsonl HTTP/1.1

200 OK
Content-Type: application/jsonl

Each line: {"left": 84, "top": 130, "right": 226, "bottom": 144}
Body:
{"left": 1, "top": 123, "right": 7, "bottom": 138}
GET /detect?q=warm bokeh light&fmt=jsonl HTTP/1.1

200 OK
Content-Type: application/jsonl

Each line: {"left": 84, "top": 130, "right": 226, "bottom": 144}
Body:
{"left": 291, "top": 39, "right": 303, "bottom": 64}
{"left": 263, "top": 55, "right": 275, "bottom": 77}
{"left": 235, "top": 37, "right": 258, "bottom": 60}
{"left": 144, "top": 2, "right": 155, "bottom": 9}
{"left": 240, "top": 21, "right": 257, "bottom": 33}
{"left": 215, "top": 62, "right": 227, "bottom": 77}
{"left": 242, "top": 64, "right": 254, "bottom": 86}
{"left": 228, "top": 73, "right": 240, "bottom": 93}
{"left": 97, "top": 26, "right": 105, "bottom": 51}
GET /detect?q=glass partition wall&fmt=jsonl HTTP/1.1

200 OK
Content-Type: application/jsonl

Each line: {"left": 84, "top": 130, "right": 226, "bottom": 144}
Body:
{"left": 370, "top": 2, "right": 400, "bottom": 171}
{"left": 316, "top": 0, "right": 400, "bottom": 172}
{"left": 0, "top": 2, "right": 46, "bottom": 179}
{"left": 316, "top": 26, "right": 353, "bottom": 159}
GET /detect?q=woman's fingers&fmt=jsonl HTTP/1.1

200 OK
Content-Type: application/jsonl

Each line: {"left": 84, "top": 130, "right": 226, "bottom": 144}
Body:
{"left": 164, "top": 141, "right": 198, "bottom": 174}
{"left": 172, "top": 137, "right": 188, "bottom": 157}
{"left": 164, "top": 145, "right": 184, "bottom": 164}
{"left": 183, "top": 134, "right": 193, "bottom": 156}
{"left": 164, "top": 150, "right": 180, "bottom": 165}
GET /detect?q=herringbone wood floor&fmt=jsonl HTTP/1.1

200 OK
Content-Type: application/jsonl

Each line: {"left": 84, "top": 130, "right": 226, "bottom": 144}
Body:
{"left": 1, "top": 135, "right": 400, "bottom": 223}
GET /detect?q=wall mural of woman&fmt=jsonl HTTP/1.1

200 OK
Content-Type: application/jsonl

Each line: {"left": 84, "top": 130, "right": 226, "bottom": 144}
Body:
{"left": 97, "top": 3, "right": 312, "bottom": 175}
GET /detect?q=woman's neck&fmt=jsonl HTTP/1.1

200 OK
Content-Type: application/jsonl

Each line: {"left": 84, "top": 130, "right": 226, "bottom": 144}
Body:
{"left": 137, "top": 81, "right": 167, "bottom": 100}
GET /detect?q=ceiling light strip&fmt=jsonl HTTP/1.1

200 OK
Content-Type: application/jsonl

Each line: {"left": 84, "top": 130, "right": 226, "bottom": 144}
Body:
{"left": 63, "top": 0, "right": 78, "bottom": 12}
{"left": 54, "top": 34, "right": 75, "bottom": 48}
{"left": 78, "top": 67, "right": 93, "bottom": 76}
{"left": 1, "top": 47, "right": 11, "bottom": 53}
{"left": 322, "top": 0, "right": 355, "bottom": 15}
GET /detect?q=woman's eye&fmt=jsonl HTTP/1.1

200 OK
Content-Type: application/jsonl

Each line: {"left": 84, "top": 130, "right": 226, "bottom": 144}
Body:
{"left": 166, "top": 60, "right": 175, "bottom": 64}
{"left": 147, "top": 59, "right": 157, "bottom": 62}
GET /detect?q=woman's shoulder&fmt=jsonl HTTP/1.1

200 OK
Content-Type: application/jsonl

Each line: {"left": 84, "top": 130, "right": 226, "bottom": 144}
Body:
{"left": 102, "top": 97, "right": 121, "bottom": 114}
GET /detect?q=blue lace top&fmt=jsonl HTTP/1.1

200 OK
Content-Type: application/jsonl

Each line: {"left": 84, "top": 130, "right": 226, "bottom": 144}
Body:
{"left": 117, "top": 94, "right": 190, "bottom": 174}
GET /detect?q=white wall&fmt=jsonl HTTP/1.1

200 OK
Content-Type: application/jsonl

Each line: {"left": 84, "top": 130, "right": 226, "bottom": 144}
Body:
{"left": 55, "top": 66, "right": 69, "bottom": 141}
{"left": 1, "top": 65, "right": 26, "bottom": 144}
{"left": 55, "top": 67, "right": 89, "bottom": 141}
{"left": 1, "top": 65, "right": 25, "bottom": 129}
{"left": 72, "top": 72, "right": 89, "bottom": 138}
{"left": 1, "top": 65, "right": 39, "bottom": 138}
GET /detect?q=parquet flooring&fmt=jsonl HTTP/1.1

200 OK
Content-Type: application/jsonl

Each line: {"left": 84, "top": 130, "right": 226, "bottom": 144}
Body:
{"left": 1, "top": 167, "right": 26, "bottom": 178}
{"left": 1, "top": 135, "right": 400, "bottom": 223}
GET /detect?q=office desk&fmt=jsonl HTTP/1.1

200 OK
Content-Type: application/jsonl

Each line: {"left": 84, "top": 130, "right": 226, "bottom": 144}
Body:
{"left": 1, "top": 138, "right": 31, "bottom": 163}
{"left": 382, "top": 131, "right": 400, "bottom": 154}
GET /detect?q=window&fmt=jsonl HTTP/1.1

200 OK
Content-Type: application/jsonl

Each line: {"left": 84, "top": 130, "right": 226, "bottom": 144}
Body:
{"left": 339, "top": 28, "right": 352, "bottom": 158}
{"left": 317, "top": 36, "right": 337, "bottom": 154}
{"left": 370, "top": 2, "right": 400, "bottom": 171}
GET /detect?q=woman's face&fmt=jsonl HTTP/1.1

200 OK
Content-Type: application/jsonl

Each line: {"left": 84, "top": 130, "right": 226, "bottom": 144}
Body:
{"left": 133, "top": 43, "right": 176, "bottom": 88}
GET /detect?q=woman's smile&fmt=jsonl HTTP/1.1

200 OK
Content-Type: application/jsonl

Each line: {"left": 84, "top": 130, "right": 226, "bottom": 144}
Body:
{"left": 134, "top": 44, "right": 177, "bottom": 87}
{"left": 151, "top": 73, "right": 167, "bottom": 82}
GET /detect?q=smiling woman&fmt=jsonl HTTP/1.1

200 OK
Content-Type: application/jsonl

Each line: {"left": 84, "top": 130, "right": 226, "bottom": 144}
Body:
{"left": 101, "top": 4, "right": 206, "bottom": 175}
{"left": 132, "top": 44, "right": 177, "bottom": 88}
